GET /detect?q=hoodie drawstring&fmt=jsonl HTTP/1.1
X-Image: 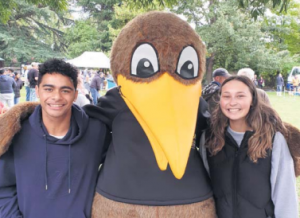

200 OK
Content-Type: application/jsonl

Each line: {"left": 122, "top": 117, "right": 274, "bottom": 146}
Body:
{"left": 44, "top": 135, "right": 72, "bottom": 194}
{"left": 44, "top": 135, "right": 48, "bottom": 191}
{"left": 68, "top": 144, "right": 71, "bottom": 194}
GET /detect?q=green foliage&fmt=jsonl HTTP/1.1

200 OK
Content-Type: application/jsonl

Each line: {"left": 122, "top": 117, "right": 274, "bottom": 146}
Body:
{"left": 173, "top": 0, "right": 300, "bottom": 84}
{"left": 64, "top": 20, "right": 102, "bottom": 58}
{"left": 263, "top": 1, "right": 300, "bottom": 55}
{"left": 123, "top": 0, "right": 178, "bottom": 8}
{"left": 260, "top": 0, "right": 300, "bottom": 82}
{"left": 0, "top": 0, "right": 16, "bottom": 24}
{"left": 173, "top": 0, "right": 282, "bottom": 81}
{"left": 0, "top": 0, "right": 68, "bottom": 65}
{"left": 64, "top": 0, "right": 163, "bottom": 56}
{"left": 124, "top": 0, "right": 290, "bottom": 17}
{"left": 108, "top": 1, "right": 164, "bottom": 42}
{"left": 74, "top": 0, "right": 121, "bottom": 52}
{"left": 0, "top": 0, "right": 67, "bottom": 24}
{"left": 238, "top": 0, "right": 290, "bottom": 19}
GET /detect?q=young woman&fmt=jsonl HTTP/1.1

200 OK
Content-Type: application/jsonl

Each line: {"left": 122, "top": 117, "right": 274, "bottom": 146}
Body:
{"left": 200, "top": 76, "right": 298, "bottom": 218}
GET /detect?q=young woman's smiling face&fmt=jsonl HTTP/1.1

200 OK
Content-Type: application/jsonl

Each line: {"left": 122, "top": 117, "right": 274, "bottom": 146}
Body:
{"left": 220, "top": 80, "right": 253, "bottom": 130}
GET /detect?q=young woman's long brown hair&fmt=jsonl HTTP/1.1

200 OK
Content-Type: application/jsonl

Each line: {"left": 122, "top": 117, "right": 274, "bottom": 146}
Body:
{"left": 207, "top": 76, "right": 287, "bottom": 162}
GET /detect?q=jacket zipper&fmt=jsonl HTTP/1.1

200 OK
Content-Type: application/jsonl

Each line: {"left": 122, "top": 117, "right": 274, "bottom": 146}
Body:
{"left": 233, "top": 148, "right": 239, "bottom": 218}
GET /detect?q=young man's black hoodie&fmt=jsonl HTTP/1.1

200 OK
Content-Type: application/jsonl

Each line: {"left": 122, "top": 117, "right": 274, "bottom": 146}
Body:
{"left": 0, "top": 104, "right": 108, "bottom": 218}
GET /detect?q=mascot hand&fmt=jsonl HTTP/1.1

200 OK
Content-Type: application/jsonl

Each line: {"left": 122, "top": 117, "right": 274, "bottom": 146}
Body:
{"left": 284, "top": 122, "right": 300, "bottom": 177}
{"left": 0, "top": 102, "right": 38, "bottom": 157}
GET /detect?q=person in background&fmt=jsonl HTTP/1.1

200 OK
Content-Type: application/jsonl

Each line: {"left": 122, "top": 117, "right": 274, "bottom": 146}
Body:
{"left": 258, "top": 75, "right": 265, "bottom": 89}
{"left": 292, "top": 75, "right": 299, "bottom": 95}
{"left": 84, "top": 74, "right": 91, "bottom": 93}
{"left": 6, "top": 69, "right": 15, "bottom": 78}
{"left": 0, "top": 69, "right": 16, "bottom": 108}
{"left": 237, "top": 68, "right": 270, "bottom": 105}
{"left": 253, "top": 74, "right": 258, "bottom": 87}
{"left": 23, "top": 65, "right": 31, "bottom": 101}
{"left": 98, "top": 69, "right": 105, "bottom": 91}
{"left": 202, "top": 68, "right": 231, "bottom": 113}
{"left": 103, "top": 71, "right": 110, "bottom": 90}
{"left": 13, "top": 72, "right": 24, "bottom": 105}
{"left": 90, "top": 70, "right": 102, "bottom": 105}
{"left": 200, "top": 76, "right": 298, "bottom": 218}
{"left": 27, "top": 62, "right": 39, "bottom": 102}
{"left": 74, "top": 72, "right": 91, "bottom": 107}
{"left": 276, "top": 73, "right": 284, "bottom": 96}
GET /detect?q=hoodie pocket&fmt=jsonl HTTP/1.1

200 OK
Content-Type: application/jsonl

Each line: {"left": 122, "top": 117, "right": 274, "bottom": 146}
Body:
{"left": 46, "top": 157, "right": 79, "bottom": 199}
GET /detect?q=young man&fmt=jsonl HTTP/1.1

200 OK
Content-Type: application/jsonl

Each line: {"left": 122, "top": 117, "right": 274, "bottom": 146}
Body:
{"left": 0, "top": 69, "right": 16, "bottom": 108}
{"left": 202, "top": 68, "right": 231, "bottom": 113}
{"left": 13, "top": 72, "right": 24, "bottom": 105}
{"left": 0, "top": 59, "right": 108, "bottom": 218}
{"left": 27, "top": 62, "right": 39, "bottom": 102}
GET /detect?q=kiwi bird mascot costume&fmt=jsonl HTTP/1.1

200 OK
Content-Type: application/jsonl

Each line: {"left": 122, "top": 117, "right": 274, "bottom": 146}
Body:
{"left": 84, "top": 11, "right": 217, "bottom": 217}
{"left": 1, "top": 11, "right": 300, "bottom": 218}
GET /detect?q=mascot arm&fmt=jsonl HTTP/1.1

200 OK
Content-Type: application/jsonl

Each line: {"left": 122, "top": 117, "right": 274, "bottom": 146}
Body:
{"left": 83, "top": 87, "right": 127, "bottom": 130}
{"left": 195, "top": 97, "right": 210, "bottom": 148}
{"left": 283, "top": 122, "right": 300, "bottom": 177}
{"left": 0, "top": 102, "right": 38, "bottom": 157}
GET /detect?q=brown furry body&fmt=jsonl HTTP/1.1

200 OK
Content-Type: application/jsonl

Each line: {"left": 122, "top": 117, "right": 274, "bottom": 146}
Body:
{"left": 92, "top": 193, "right": 216, "bottom": 218}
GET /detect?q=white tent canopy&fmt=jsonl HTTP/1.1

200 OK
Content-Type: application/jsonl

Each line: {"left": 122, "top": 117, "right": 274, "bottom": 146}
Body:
{"left": 66, "top": 52, "right": 110, "bottom": 69}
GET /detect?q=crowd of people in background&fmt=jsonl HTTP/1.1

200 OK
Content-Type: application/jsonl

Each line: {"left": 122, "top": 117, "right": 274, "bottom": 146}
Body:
{"left": 0, "top": 63, "right": 113, "bottom": 115}
{"left": 202, "top": 66, "right": 300, "bottom": 99}
{"left": 76, "top": 68, "right": 111, "bottom": 106}
{"left": 0, "top": 61, "right": 298, "bottom": 116}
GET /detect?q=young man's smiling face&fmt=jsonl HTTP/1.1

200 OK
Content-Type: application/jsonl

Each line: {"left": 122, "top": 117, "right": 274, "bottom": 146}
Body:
{"left": 36, "top": 73, "right": 78, "bottom": 122}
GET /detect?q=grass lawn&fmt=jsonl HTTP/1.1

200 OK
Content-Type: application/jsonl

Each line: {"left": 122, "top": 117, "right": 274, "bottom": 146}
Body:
{"left": 18, "top": 88, "right": 300, "bottom": 213}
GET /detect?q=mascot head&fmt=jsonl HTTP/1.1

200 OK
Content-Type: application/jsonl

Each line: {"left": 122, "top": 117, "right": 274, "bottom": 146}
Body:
{"left": 111, "top": 11, "right": 206, "bottom": 179}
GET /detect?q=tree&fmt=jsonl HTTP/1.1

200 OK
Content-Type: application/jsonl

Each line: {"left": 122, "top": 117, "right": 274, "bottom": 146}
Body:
{"left": 108, "top": 1, "right": 164, "bottom": 43}
{"left": 124, "top": 0, "right": 290, "bottom": 18}
{"left": 0, "top": 0, "right": 70, "bottom": 65}
{"left": 259, "top": 0, "right": 300, "bottom": 80}
{"left": 64, "top": 0, "right": 163, "bottom": 56}
{"left": 74, "top": 0, "right": 121, "bottom": 52}
{"left": 173, "top": 0, "right": 282, "bottom": 82}
{"left": 0, "top": 0, "right": 68, "bottom": 23}
{"left": 64, "top": 20, "right": 103, "bottom": 58}
{"left": 262, "top": 0, "right": 300, "bottom": 56}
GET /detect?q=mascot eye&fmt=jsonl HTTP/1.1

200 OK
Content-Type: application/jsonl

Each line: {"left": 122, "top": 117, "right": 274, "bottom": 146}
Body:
{"left": 176, "top": 46, "right": 199, "bottom": 79}
{"left": 131, "top": 43, "right": 159, "bottom": 78}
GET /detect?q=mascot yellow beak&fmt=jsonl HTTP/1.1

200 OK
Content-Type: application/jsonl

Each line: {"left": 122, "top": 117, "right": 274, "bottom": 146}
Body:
{"left": 118, "top": 73, "right": 202, "bottom": 179}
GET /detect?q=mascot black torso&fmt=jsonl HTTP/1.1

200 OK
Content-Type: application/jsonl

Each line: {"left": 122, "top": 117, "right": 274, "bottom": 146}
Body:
{"left": 85, "top": 87, "right": 212, "bottom": 206}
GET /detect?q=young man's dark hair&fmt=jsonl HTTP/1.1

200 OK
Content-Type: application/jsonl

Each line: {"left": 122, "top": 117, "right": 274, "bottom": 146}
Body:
{"left": 38, "top": 59, "right": 78, "bottom": 89}
{"left": 0, "top": 69, "right": 4, "bottom": 75}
